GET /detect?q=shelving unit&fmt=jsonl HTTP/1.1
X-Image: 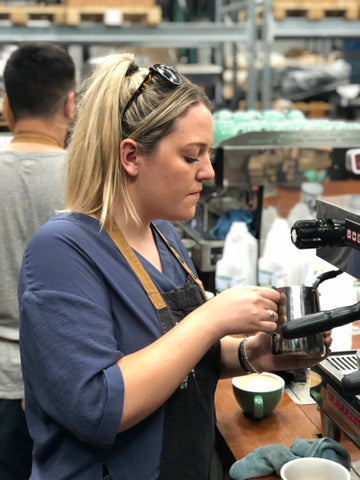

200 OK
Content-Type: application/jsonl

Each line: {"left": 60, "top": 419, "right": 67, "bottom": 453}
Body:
{"left": 214, "top": 0, "right": 260, "bottom": 109}
{"left": 0, "top": 0, "right": 259, "bottom": 108}
{"left": 261, "top": 0, "right": 360, "bottom": 109}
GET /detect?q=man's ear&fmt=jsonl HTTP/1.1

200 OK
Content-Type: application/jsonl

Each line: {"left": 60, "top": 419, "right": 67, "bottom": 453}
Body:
{"left": 3, "top": 95, "right": 15, "bottom": 132}
{"left": 120, "top": 139, "right": 139, "bottom": 177}
{"left": 64, "top": 92, "right": 75, "bottom": 122}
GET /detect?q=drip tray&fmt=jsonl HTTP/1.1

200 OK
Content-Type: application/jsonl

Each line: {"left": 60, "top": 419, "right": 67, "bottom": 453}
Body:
{"left": 314, "top": 350, "right": 360, "bottom": 408}
{"left": 322, "top": 351, "right": 359, "bottom": 380}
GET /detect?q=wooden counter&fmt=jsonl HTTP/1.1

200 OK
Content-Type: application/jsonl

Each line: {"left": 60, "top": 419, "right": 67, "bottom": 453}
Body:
{"left": 215, "top": 370, "right": 360, "bottom": 479}
{"left": 215, "top": 378, "right": 322, "bottom": 480}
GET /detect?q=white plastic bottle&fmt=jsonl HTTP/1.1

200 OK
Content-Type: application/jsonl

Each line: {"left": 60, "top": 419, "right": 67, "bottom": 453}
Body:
{"left": 215, "top": 222, "right": 257, "bottom": 293}
{"left": 258, "top": 217, "right": 302, "bottom": 288}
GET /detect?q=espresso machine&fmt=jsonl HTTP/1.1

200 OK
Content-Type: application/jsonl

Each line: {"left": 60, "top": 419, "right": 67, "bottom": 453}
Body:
{"left": 283, "top": 193, "right": 360, "bottom": 448}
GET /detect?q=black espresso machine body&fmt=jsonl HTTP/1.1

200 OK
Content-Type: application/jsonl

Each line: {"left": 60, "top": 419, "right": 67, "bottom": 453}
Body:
{"left": 286, "top": 193, "right": 360, "bottom": 446}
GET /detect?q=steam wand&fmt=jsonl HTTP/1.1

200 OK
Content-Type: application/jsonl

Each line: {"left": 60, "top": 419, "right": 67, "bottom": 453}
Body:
{"left": 281, "top": 302, "right": 360, "bottom": 339}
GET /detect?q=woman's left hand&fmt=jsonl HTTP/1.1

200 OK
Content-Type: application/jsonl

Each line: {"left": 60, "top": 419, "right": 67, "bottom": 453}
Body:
{"left": 245, "top": 330, "right": 332, "bottom": 372}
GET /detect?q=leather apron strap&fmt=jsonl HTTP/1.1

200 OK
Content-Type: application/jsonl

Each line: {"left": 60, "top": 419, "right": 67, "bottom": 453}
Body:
{"left": 105, "top": 226, "right": 166, "bottom": 310}
{"left": 152, "top": 225, "right": 207, "bottom": 300}
{"left": 105, "top": 224, "right": 207, "bottom": 309}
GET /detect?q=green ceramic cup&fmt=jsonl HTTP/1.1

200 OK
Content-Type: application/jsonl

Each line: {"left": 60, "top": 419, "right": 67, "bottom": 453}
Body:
{"left": 309, "top": 370, "right": 323, "bottom": 407}
{"left": 232, "top": 372, "right": 285, "bottom": 419}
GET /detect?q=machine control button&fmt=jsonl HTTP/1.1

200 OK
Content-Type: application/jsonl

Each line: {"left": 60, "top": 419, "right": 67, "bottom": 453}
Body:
{"left": 346, "top": 148, "right": 360, "bottom": 174}
{"left": 345, "top": 218, "right": 360, "bottom": 250}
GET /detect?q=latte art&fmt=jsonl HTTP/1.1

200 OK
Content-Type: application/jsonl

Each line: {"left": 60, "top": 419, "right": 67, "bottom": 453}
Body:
{"left": 232, "top": 372, "right": 285, "bottom": 418}
{"left": 234, "top": 373, "right": 283, "bottom": 392}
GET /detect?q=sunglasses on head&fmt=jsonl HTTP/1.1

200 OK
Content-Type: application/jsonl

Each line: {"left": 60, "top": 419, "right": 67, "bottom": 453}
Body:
{"left": 122, "top": 64, "right": 182, "bottom": 116}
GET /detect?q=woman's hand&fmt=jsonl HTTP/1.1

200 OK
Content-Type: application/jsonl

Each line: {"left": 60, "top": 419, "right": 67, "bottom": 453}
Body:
{"left": 245, "top": 330, "right": 332, "bottom": 373}
{"left": 198, "top": 286, "right": 280, "bottom": 337}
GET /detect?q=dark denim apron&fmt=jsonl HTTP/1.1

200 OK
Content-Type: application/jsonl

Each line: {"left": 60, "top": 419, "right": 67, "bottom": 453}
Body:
{"left": 106, "top": 225, "right": 221, "bottom": 479}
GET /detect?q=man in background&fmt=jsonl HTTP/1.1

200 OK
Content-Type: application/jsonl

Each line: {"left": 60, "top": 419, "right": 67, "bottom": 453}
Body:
{"left": 0, "top": 41, "right": 75, "bottom": 479}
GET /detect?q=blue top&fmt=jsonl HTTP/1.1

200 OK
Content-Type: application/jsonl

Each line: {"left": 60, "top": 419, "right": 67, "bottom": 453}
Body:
{"left": 18, "top": 213, "right": 197, "bottom": 480}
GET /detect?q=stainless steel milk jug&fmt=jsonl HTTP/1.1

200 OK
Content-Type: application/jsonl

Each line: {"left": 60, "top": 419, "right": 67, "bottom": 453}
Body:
{"left": 272, "top": 286, "right": 326, "bottom": 357}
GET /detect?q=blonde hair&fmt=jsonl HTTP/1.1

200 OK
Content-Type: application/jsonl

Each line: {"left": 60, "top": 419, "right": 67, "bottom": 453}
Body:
{"left": 65, "top": 52, "right": 212, "bottom": 228}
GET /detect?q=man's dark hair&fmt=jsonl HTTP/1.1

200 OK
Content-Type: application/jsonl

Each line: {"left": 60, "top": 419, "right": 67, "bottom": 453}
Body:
{"left": 4, "top": 41, "right": 75, "bottom": 121}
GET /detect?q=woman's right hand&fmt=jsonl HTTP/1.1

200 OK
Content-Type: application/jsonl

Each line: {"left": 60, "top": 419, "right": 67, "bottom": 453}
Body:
{"left": 198, "top": 286, "right": 280, "bottom": 337}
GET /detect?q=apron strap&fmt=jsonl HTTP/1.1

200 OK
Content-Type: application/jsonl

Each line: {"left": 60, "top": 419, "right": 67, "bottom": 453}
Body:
{"left": 105, "top": 226, "right": 166, "bottom": 310}
{"left": 105, "top": 223, "right": 207, "bottom": 310}
{"left": 152, "top": 224, "right": 207, "bottom": 300}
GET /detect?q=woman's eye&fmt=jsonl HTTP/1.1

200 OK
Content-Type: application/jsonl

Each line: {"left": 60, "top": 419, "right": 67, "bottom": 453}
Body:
{"left": 185, "top": 157, "right": 198, "bottom": 164}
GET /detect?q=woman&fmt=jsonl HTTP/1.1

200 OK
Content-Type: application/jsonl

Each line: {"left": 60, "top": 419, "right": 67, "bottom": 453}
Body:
{"left": 18, "top": 53, "right": 331, "bottom": 480}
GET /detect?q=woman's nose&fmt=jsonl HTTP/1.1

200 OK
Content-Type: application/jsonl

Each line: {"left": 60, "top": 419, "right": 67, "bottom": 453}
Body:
{"left": 198, "top": 156, "right": 215, "bottom": 181}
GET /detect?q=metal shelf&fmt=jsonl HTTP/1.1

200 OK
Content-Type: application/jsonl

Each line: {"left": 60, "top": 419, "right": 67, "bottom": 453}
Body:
{"left": 0, "top": 17, "right": 258, "bottom": 108}
{"left": 267, "top": 17, "right": 360, "bottom": 40}
{"left": 261, "top": 0, "right": 360, "bottom": 108}
{"left": 0, "top": 0, "right": 262, "bottom": 108}
{"left": 0, "top": 22, "right": 248, "bottom": 46}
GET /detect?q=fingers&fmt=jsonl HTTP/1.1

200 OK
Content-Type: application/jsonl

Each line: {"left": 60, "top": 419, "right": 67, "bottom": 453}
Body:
{"left": 245, "top": 288, "right": 280, "bottom": 330}
{"left": 213, "top": 286, "right": 281, "bottom": 336}
{"left": 242, "top": 286, "right": 280, "bottom": 312}
{"left": 262, "top": 308, "right": 278, "bottom": 332}
{"left": 258, "top": 288, "right": 281, "bottom": 320}
{"left": 267, "top": 310, "right": 277, "bottom": 322}
{"left": 247, "top": 287, "right": 280, "bottom": 330}
{"left": 257, "top": 286, "right": 281, "bottom": 303}
{"left": 263, "top": 298, "right": 280, "bottom": 314}
{"left": 264, "top": 308, "right": 278, "bottom": 323}
{"left": 322, "top": 331, "right": 333, "bottom": 351}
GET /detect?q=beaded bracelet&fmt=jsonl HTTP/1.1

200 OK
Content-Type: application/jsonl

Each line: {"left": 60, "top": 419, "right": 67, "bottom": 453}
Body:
{"left": 238, "top": 337, "right": 261, "bottom": 374}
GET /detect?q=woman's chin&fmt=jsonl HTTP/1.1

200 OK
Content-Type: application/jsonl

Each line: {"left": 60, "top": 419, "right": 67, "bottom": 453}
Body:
{"left": 180, "top": 212, "right": 196, "bottom": 222}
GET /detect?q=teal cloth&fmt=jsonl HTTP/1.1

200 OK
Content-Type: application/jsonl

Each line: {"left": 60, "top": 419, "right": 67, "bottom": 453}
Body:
{"left": 229, "top": 437, "right": 351, "bottom": 480}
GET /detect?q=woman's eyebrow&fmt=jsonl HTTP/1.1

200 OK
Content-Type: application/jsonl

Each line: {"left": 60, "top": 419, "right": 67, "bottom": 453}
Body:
{"left": 185, "top": 141, "right": 211, "bottom": 148}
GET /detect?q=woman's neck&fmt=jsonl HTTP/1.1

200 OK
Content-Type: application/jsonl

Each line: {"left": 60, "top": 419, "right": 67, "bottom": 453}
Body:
{"left": 113, "top": 215, "right": 152, "bottom": 244}
{"left": 112, "top": 213, "right": 162, "bottom": 271}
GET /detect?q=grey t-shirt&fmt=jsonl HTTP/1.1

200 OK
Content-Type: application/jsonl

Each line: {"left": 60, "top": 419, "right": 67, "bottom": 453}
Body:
{"left": 0, "top": 150, "right": 66, "bottom": 397}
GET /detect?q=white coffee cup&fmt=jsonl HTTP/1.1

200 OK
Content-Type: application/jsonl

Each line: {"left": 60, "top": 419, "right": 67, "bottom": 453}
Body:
{"left": 280, "top": 457, "right": 351, "bottom": 480}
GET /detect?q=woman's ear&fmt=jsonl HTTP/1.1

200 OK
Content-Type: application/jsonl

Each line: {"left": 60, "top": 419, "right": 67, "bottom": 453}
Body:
{"left": 120, "top": 139, "right": 139, "bottom": 177}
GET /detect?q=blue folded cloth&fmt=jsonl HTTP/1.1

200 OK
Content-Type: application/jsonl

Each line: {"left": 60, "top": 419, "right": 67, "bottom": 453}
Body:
{"left": 229, "top": 437, "right": 351, "bottom": 480}
{"left": 209, "top": 210, "right": 253, "bottom": 240}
